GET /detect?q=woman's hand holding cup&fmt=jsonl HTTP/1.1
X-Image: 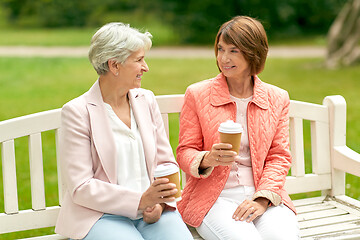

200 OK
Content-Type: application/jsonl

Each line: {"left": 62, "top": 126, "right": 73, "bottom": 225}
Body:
{"left": 138, "top": 178, "right": 177, "bottom": 211}
{"left": 201, "top": 143, "right": 239, "bottom": 169}
{"left": 201, "top": 120, "right": 242, "bottom": 169}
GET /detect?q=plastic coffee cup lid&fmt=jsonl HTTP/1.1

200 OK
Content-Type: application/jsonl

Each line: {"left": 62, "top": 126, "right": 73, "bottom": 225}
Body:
{"left": 154, "top": 163, "right": 179, "bottom": 177}
{"left": 218, "top": 120, "right": 243, "bottom": 134}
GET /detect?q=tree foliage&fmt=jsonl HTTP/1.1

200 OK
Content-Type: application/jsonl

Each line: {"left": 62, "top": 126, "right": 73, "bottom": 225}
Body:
{"left": 161, "top": 0, "right": 347, "bottom": 43}
{"left": 0, "top": 0, "right": 347, "bottom": 44}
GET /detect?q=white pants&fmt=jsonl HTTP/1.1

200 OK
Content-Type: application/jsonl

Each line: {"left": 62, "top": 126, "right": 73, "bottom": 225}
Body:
{"left": 196, "top": 186, "right": 299, "bottom": 240}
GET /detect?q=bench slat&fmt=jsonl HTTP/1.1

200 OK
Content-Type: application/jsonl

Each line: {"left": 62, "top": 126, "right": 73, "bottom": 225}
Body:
{"left": 311, "top": 121, "right": 331, "bottom": 175}
{"left": 1, "top": 140, "right": 19, "bottom": 214}
{"left": 299, "top": 214, "right": 360, "bottom": 229}
{"left": 285, "top": 174, "right": 331, "bottom": 194}
{"left": 161, "top": 113, "right": 169, "bottom": 139}
{"left": 289, "top": 101, "right": 328, "bottom": 122}
{"left": 293, "top": 196, "right": 326, "bottom": 207}
{"left": 0, "top": 109, "right": 61, "bottom": 142}
{"left": 29, "top": 133, "right": 46, "bottom": 210}
{"left": 289, "top": 117, "right": 305, "bottom": 177}
{"left": 22, "top": 234, "right": 67, "bottom": 240}
{"left": 55, "top": 129, "right": 65, "bottom": 206}
{"left": 155, "top": 94, "right": 184, "bottom": 113}
{"left": 301, "top": 220, "right": 360, "bottom": 238}
{"left": 302, "top": 230, "right": 360, "bottom": 240}
{"left": 298, "top": 208, "right": 348, "bottom": 221}
{"left": 333, "top": 146, "right": 360, "bottom": 177}
{"left": 296, "top": 203, "right": 335, "bottom": 214}
{"left": 0, "top": 207, "right": 60, "bottom": 234}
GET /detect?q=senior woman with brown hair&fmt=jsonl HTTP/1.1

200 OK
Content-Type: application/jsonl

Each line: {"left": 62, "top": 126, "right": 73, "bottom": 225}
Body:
{"left": 54, "top": 22, "right": 192, "bottom": 240}
{"left": 176, "top": 16, "right": 299, "bottom": 239}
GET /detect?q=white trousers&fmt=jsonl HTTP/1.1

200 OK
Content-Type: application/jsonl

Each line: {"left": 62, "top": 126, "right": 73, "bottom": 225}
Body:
{"left": 196, "top": 186, "right": 299, "bottom": 240}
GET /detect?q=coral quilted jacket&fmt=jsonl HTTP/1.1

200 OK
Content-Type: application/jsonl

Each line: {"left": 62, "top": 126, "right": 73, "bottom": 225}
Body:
{"left": 176, "top": 73, "right": 296, "bottom": 227}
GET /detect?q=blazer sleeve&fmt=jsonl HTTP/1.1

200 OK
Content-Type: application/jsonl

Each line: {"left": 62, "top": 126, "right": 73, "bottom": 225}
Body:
{"left": 60, "top": 101, "right": 142, "bottom": 219}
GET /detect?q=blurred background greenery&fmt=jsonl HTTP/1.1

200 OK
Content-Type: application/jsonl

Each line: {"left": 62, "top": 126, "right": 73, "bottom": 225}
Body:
{"left": 1, "top": 0, "right": 359, "bottom": 238}
{"left": 0, "top": 0, "right": 347, "bottom": 45}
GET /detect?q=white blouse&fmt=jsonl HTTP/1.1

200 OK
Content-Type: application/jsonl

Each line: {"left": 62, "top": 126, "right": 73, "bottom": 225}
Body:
{"left": 104, "top": 103, "right": 150, "bottom": 194}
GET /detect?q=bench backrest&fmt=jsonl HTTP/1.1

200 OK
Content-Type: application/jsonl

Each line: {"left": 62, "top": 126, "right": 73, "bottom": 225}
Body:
{"left": 0, "top": 94, "right": 346, "bottom": 236}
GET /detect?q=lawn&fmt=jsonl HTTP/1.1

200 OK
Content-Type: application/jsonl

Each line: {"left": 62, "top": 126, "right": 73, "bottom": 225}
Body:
{"left": 0, "top": 24, "right": 179, "bottom": 47}
{"left": 0, "top": 27, "right": 325, "bottom": 47}
{"left": 0, "top": 56, "right": 359, "bottom": 238}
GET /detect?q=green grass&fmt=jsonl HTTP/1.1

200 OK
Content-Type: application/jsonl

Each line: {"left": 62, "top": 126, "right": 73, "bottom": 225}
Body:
{"left": 0, "top": 23, "right": 179, "bottom": 47}
{"left": 0, "top": 57, "right": 359, "bottom": 238}
{"left": 0, "top": 28, "right": 96, "bottom": 46}
{"left": 0, "top": 26, "right": 323, "bottom": 47}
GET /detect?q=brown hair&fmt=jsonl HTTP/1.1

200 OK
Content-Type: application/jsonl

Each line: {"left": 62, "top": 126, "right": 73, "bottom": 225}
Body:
{"left": 215, "top": 16, "right": 268, "bottom": 76}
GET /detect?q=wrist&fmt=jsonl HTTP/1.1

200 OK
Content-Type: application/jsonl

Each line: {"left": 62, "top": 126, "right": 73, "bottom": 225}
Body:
{"left": 255, "top": 197, "right": 270, "bottom": 208}
{"left": 199, "top": 152, "right": 211, "bottom": 169}
{"left": 159, "top": 203, "right": 166, "bottom": 212}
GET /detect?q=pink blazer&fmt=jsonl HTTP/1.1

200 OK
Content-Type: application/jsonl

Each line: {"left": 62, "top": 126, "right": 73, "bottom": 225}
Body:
{"left": 176, "top": 73, "right": 296, "bottom": 227}
{"left": 55, "top": 81, "right": 178, "bottom": 239}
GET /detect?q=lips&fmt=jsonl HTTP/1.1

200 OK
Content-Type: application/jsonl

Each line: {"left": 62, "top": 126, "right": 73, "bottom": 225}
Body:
{"left": 222, "top": 66, "right": 235, "bottom": 70}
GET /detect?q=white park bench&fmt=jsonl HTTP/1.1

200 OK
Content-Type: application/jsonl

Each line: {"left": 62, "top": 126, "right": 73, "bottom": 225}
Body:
{"left": 1, "top": 94, "right": 360, "bottom": 239}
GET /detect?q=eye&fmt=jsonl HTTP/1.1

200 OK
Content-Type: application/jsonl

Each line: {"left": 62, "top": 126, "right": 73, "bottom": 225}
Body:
{"left": 217, "top": 47, "right": 223, "bottom": 52}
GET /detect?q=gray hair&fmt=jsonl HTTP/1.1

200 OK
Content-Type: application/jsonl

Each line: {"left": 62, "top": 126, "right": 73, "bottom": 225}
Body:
{"left": 88, "top": 22, "right": 152, "bottom": 75}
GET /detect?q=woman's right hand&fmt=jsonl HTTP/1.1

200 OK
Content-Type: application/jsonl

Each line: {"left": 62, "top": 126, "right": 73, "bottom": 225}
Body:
{"left": 138, "top": 178, "right": 177, "bottom": 211}
{"left": 200, "top": 143, "right": 239, "bottom": 169}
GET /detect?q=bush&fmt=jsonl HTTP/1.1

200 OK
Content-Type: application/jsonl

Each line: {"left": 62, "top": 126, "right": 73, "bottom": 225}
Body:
{"left": 0, "top": 0, "right": 347, "bottom": 44}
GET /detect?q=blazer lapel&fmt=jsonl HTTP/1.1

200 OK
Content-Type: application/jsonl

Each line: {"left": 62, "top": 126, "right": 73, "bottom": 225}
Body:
{"left": 129, "top": 89, "right": 155, "bottom": 178}
{"left": 86, "top": 81, "right": 117, "bottom": 184}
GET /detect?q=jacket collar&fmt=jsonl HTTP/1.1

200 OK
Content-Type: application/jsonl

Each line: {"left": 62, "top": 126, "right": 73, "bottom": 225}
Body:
{"left": 210, "top": 73, "right": 269, "bottom": 109}
{"left": 85, "top": 80, "right": 144, "bottom": 106}
{"left": 85, "top": 81, "right": 152, "bottom": 182}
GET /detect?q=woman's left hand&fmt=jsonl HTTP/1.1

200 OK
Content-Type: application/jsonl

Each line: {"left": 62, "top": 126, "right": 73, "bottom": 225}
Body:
{"left": 142, "top": 203, "right": 164, "bottom": 224}
{"left": 232, "top": 198, "right": 269, "bottom": 223}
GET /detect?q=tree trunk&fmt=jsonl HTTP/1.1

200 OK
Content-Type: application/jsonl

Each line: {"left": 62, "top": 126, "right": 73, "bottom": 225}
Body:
{"left": 326, "top": 0, "right": 360, "bottom": 68}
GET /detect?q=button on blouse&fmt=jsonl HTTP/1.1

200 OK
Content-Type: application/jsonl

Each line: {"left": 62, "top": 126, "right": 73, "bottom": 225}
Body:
{"left": 224, "top": 95, "right": 255, "bottom": 188}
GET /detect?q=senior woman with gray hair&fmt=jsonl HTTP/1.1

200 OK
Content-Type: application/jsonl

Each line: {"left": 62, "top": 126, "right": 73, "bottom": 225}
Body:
{"left": 55, "top": 22, "right": 192, "bottom": 240}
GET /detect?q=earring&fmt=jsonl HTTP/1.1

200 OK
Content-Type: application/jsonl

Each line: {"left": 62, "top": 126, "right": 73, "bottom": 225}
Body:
{"left": 115, "top": 72, "right": 118, "bottom": 76}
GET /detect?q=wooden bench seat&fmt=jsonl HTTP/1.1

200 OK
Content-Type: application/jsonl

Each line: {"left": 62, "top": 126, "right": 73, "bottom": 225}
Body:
{"left": 1, "top": 94, "right": 360, "bottom": 239}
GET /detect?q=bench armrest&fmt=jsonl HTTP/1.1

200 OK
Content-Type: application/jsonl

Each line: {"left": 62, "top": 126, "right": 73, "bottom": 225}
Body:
{"left": 333, "top": 146, "right": 360, "bottom": 177}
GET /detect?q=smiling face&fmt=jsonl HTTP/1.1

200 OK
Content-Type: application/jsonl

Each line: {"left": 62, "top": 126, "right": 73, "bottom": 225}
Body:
{"left": 118, "top": 48, "right": 149, "bottom": 90}
{"left": 216, "top": 35, "right": 251, "bottom": 81}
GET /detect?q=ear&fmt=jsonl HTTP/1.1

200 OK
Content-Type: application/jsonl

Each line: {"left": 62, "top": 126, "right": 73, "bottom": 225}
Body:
{"left": 108, "top": 59, "right": 119, "bottom": 76}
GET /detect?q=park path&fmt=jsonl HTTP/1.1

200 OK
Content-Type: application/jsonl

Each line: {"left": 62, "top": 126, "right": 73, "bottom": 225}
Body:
{"left": 0, "top": 46, "right": 326, "bottom": 58}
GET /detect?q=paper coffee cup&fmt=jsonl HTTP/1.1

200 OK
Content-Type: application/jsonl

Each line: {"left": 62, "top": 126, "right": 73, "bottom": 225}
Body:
{"left": 154, "top": 164, "right": 182, "bottom": 201}
{"left": 218, "top": 120, "right": 243, "bottom": 154}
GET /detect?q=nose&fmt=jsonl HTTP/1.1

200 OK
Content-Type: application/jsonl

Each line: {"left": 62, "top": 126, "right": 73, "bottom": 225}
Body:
{"left": 221, "top": 53, "right": 229, "bottom": 63}
{"left": 219, "top": 52, "right": 230, "bottom": 63}
{"left": 142, "top": 61, "right": 149, "bottom": 72}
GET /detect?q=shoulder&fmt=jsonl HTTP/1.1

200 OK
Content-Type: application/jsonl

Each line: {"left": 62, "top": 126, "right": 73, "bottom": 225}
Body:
{"left": 61, "top": 91, "right": 92, "bottom": 122}
{"left": 184, "top": 77, "right": 218, "bottom": 102}
{"left": 186, "top": 78, "right": 213, "bottom": 93}
{"left": 131, "top": 88, "right": 156, "bottom": 103}
{"left": 62, "top": 93, "right": 87, "bottom": 113}
{"left": 259, "top": 80, "right": 289, "bottom": 103}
